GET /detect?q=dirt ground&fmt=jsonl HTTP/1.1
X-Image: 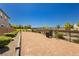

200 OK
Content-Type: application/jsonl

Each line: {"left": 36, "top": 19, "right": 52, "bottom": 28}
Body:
{"left": 21, "top": 32, "right": 79, "bottom": 56}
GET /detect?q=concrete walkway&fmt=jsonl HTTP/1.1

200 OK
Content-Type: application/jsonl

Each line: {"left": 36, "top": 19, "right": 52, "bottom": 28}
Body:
{"left": 21, "top": 32, "right": 79, "bottom": 56}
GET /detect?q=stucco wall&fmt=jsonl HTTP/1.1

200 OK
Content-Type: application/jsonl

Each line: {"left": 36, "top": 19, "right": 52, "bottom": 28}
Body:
{"left": 0, "top": 10, "right": 10, "bottom": 28}
{"left": 0, "top": 28, "right": 15, "bottom": 36}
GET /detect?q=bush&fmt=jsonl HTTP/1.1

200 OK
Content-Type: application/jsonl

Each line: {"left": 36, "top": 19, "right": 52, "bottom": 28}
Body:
{"left": 0, "top": 36, "right": 12, "bottom": 47}
{"left": 55, "top": 32, "right": 64, "bottom": 39}
{"left": 72, "top": 39, "right": 79, "bottom": 44}
{"left": 4, "top": 31, "right": 18, "bottom": 38}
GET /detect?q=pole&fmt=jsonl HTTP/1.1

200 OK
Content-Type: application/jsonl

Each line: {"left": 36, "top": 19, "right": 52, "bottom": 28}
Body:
{"left": 69, "top": 31, "right": 71, "bottom": 42}
{"left": 19, "top": 29, "right": 22, "bottom": 56}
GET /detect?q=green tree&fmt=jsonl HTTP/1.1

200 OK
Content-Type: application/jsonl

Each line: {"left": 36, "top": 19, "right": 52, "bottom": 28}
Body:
{"left": 18, "top": 25, "right": 23, "bottom": 29}
{"left": 11, "top": 24, "right": 32, "bottom": 29}
{"left": 43, "top": 25, "right": 49, "bottom": 29}
{"left": 23, "top": 25, "right": 31, "bottom": 29}
{"left": 77, "top": 21, "right": 79, "bottom": 27}
{"left": 64, "top": 22, "right": 73, "bottom": 30}
{"left": 11, "top": 24, "right": 19, "bottom": 29}
{"left": 27, "top": 25, "right": 31, "bottom": 29}
{"left": 56, "top": 25, "right": 60, "bottom": 29}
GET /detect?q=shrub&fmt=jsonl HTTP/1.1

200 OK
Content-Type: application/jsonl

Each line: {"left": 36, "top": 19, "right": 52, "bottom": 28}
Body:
{"left": 0, "top": 36, "right": 12, "bottom": 47}
{"left": 55, "top": 32, "right": 64, "bottom": 39}
{"left": 72, "top": 39, "right": 79, "bottom": 44}
{"left": 4, "top": 31, "right": 18, "bottom": 38}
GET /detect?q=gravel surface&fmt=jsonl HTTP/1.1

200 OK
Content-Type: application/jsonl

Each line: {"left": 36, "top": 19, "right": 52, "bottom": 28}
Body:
{"left": 21, "top": 32, "right": 79, "bottom": 56}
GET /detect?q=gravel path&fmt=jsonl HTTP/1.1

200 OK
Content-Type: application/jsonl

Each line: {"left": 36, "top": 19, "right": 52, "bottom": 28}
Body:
{"left": 21, "top": 32, "right": 79, "bottom": 56}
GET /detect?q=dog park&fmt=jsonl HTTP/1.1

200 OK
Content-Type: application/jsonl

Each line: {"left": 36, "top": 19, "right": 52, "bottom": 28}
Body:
{"left": 1, "top": 3, "right": 79, "bottom": 56}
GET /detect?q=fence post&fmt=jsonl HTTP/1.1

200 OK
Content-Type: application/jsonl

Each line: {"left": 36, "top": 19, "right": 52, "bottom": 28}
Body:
{"left": 68, "top": 31, "right": 71, "bottom": 42}
{"left": 52, "top": 31, "right": 53, "bottom": 37}
{"left": 53, "top": 31, "right": 56, "bottom": 38}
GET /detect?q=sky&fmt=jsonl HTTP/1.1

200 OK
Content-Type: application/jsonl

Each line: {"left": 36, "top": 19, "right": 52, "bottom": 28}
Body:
{"left": 0, "top": 3, "right": 79, "bottom": 27}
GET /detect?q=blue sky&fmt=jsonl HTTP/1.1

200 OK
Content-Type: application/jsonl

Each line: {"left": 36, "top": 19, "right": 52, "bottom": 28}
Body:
{"left": 0, "top": 3, "right": 79, "bottom": 27}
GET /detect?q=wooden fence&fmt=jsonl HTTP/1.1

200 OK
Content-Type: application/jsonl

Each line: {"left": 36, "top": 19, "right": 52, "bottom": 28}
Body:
{"left": 32, "top": 29, "right": 79, "bottom": 42}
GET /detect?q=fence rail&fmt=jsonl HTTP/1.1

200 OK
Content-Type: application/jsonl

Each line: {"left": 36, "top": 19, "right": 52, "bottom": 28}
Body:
{"left": 32, "top": 29, "right": 79, "bottom": 33}
{"left": 32, "top": 29, "right": 79, "bottom": 42}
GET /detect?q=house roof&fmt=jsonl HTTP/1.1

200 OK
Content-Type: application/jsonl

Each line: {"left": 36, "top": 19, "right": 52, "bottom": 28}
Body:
{"left": 0, "top": 9, "right": 10, "bottom": 19}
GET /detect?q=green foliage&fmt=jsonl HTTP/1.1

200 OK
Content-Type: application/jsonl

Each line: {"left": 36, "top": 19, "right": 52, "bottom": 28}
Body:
{"left": 11, "top": 24, "right": 19, "bottom": 29}
{"left": 0, "top": 36, "right": 12, "bottom": 47}
{"left": 72, "top": 39, "right": 79, "bottom": 44}
{"left": 56, "top": 25, "right": 60, "bottom": 29}
{"left": 77, "top": 21, "right": 79, "bottom": 27}
{"left": 11, "top": 24, "right": 31, "bottom": 29}
{"left": 55, "top": 32, "right": 64, "bottom": 39}
{"left": 16, "top": 29, "right": 21, "bottom": 32}
{"left": 4, "top": 31, "right": 18, "bottom": 38}
{"left": 24, "top": 25, "right": 31, "bottom": 29}
{"left": 43, "top": 25, "right": 49, "bottom": 29}
{"left": 64, "top": 22, "right": 73, "bottom": 30}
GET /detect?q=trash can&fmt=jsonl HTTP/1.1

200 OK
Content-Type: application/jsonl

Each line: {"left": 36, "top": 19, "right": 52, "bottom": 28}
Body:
{"left": 46, "top": 32, "right": 50, "bottom": 38}
{"left": 46, "top": 30, "right": 52, "bottom": 38}
{"left": 49, "top": 30, "right": 53, "bottom": 37}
